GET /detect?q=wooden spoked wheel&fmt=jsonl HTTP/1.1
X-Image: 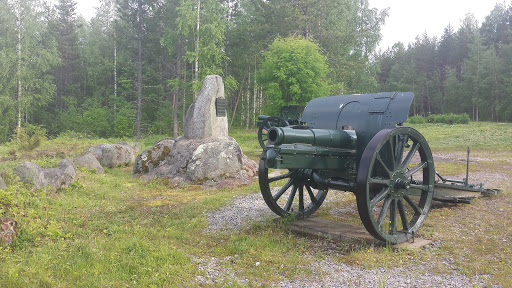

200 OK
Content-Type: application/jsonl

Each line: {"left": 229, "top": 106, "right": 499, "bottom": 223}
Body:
{"left": 356, "top": 127, "right": 434, "bottom": 244}
{"left": 258, "top": 160, "right": 327, "bottom": 218}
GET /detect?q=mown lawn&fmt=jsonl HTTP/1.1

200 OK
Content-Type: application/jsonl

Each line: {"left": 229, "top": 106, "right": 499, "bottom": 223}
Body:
{"left": 0, "top": 122, "right": 511, "bottom": 287}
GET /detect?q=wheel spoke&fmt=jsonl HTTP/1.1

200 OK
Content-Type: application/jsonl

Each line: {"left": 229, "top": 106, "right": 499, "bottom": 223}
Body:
{"left": 268, "top": 171, "right": 294, "bottom": 183}
{"left": 397, "top": 200, "right": 409, "bottom": 230}
{"left": 403, "top": 195, "right": 423, "bottom": 214}
{"left": 370, "top": 187, "right": 390, "bottom": 208}
{"left": 387, "top": 138, "right": 395, "bottom": 170}
{"left": 394, "top": 134, "right": 408, "bottom": 167}
{"left": 376, "top": 154, "right": 392, "bottom": 176}
{"left": 401, "top": 142, "right": 419, "bottom": 170}
{"left": 284, "top": 185, "right": 297, "bottom": 212}
{"left": 368, "top": 177, "right": 391, "bottom": 186}
{"left": 273, "top": 178, "right": 294, "bottom": 201}
{"left": 406, "top": 162, "right": 427, "bottom": 177}
{"left": 305, "top": 184, "right": 317, "bottom": 205}
{"left": 377, "top": 196, "right": 392, "bottom": 227}
{"left": 298, "top": 185, "right": 304, "bottom": 213}
{"left": 409, "top": 183, "right": 429, "bottom": 191}
{"left": 389, "top": 199, "right": 397, "bottom": 234}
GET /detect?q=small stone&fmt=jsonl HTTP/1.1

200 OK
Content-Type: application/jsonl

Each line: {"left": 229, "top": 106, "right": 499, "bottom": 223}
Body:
{"left": 13, "top": 162, "right": 47, "bottom": 189}
{"left": 0, "top": 174, "right": 6, "bottom": 190}
{"left": 74, "top": 153, "right": 105, "bottom": 174}
{"left": 0, "top": 217, "right": 16, "bottom": 245}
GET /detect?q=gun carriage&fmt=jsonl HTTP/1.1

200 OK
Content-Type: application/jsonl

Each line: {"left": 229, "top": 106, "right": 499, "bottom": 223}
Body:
{"left": 257, "top": 92, "right": 497, "bottom": 244}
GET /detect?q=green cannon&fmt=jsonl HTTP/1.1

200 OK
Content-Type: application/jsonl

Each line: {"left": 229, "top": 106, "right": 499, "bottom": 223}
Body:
{"left": 257, "top": 92, "right": 498, "bottom": 244}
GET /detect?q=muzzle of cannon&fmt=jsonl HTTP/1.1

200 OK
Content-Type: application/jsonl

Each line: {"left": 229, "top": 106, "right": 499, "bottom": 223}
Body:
{"left": 256, "top": 92, "right": 498, "bottom": 245}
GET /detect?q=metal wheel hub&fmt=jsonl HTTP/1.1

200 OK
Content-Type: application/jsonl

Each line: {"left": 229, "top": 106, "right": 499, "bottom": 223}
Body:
{"left": 390, "top": 170, "right": 410, "bottom": 199}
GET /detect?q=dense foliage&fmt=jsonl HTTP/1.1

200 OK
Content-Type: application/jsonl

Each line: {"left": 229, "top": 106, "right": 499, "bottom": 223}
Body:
{"left": 0, "top": 0, "right": 386, "bottom": 142}
{"left": 0, "top": 0, "right": 511, "bottom": 143}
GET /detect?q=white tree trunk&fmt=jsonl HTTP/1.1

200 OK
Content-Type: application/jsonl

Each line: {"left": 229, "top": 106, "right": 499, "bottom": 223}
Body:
{"left": 16, "top": 0, "right": 22, "bottom": 135}
{"left": 136, "top": 0, "right": 143, "bottom": 138}
{"left": 246, "top": 70, "right": 250, "bottom": 129}
{"left": 253, "top": 62, "right": 257, "bottom": 126}
{"left": 114, "top": 37, "right": 117, "bottom": 111}
{"left": 194, "top": 0, "right": 200, "bottom": 99}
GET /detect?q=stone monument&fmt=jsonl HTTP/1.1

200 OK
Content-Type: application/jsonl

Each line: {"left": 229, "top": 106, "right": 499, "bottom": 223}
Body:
{"left": 183, "top": 75, "right": 228, "bottom": 139}
{"left": 133, "top": 75, "right": 257, "bottom": 188}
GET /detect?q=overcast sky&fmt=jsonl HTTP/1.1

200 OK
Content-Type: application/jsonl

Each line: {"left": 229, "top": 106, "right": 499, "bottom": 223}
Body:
{"left": 76, "top": 0, "right": 505, "bottom": 50}
{"left": 370, "top": 0, "right": 504, "bottom": 50}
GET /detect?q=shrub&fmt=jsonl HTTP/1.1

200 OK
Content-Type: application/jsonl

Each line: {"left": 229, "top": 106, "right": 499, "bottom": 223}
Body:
{"left": 426, "top": 113, "right": 470, "bottom": 124}
{"left": 83, "top": 107, "right": 112, "bottom": 137}
{"left": 114, "top": 115, "right": 133, "bottom": 138}
{"left": 406, "top": 116, "right": 426, "bottom": 124}
{"left": 12, "top": 125, "right": 47, "bottom": 151}
{"left": 0, "top": 188, "right": 15, "bottom": 216}
{"left": 406, "top": 113, "right": 470, "bottom": 125}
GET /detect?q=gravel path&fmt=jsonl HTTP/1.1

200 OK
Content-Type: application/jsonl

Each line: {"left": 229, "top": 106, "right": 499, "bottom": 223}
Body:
{"left": 203, "top": 191, "right": 501, "bottom": 287}
{"left": 204, "top": 192, "right": 275, "bottom": 233}
{"left": 275, "top": 259, "right": 495, "bottom": 288}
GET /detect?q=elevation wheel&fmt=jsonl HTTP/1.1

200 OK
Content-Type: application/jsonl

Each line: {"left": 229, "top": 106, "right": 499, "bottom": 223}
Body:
{"left": 258, "top": 117, "right": 289, "bottom": 149}
{"left": 356, "top": 127, "right": 434, "bottom": 244}
{"left": 258, "top": 160, "right": 327, "bottom": 218}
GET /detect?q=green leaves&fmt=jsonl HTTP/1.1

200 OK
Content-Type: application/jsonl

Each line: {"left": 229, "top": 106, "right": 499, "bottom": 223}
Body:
{"left": 258, "top": 36, "right": 330, "bottom": 115}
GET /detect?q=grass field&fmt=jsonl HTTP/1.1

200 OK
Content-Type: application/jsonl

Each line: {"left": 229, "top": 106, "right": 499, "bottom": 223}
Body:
{"left": 0, "top": 122, "right": 511, "bottom": 287}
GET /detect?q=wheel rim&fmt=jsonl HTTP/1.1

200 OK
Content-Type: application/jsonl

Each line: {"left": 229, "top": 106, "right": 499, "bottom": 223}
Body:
{"left": 258, "top": 159, "right": 327, "bottom": 218}
{"left": 356, "top": 127, "right": 434, "bottom": 244}
{"left": 258, "top": 117, "right": 288, "bottom": 149}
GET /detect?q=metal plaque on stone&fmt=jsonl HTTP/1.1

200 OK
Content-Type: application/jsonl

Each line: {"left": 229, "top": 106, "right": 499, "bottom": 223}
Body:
{"left": 216, "top": 98, "right": 227, "bottom": 117}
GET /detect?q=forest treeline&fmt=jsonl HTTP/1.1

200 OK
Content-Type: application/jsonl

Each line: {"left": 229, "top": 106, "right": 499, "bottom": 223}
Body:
{"left": 0, "top": 0, "right": 511, "bottom": 142}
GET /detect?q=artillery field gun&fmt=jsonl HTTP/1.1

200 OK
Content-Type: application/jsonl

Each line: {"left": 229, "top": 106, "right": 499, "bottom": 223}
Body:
{"left": 257, "top": 92, "right": 499, "bottom": 244}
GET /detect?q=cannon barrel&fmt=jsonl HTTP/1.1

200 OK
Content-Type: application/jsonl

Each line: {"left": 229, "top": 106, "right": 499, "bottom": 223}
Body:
{"left": 263, "top": 127, "right": 357, "bottom": 172}
{"left": 268, "top": 127, "right": 356, "bottom": 149}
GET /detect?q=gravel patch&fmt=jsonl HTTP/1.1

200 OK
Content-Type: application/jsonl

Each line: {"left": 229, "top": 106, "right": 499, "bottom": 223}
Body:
{"left": 273, "top": 259, "right": 498, "bottom": 288}
{"left": 192, "top": 256, "right": 249, "bottom": 285}
{"left": 204, "top": 192, "right": 275, "bottom": 233}
{"left": 204, "top": 190, "right": 354, "bottom": 233}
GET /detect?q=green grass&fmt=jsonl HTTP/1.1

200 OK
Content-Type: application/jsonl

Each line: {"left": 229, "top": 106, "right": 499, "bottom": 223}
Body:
{"left": 229, "top": 128, "right": 262, "bottom": 161}
{"left": 408, "top": 122, "right": 512, "bottom": 151}
{"left": 0, "top": 122, "right": 511, "bottom": 287}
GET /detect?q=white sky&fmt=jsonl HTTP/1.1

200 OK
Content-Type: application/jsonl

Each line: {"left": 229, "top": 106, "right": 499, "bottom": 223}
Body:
{"left": 76, "top": 0, "right": 506, "bottom": 50}
{"left": 76, "top": 0, "right": 100, "bottom": 20}
{"left": 370, "top": 0, "right": 505, "bottom": 51}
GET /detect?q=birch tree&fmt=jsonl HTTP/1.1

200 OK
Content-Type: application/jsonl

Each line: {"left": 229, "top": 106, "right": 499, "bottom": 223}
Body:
{"left": 0, "top": 0, "right": 58, "bottom": 142}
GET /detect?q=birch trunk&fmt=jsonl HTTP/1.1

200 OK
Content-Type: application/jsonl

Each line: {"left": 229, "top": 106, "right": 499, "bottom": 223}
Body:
{"left": 136, "top": 0, "right": 143, "bottom": 138}
{"left": 246, "top": 69, "right": 250, "bottom": 129}
{"left": 114, "top": 36, "right": 117, "bottom": 111}
{"left": 16, "top": 0, "right": 22, "bottom": 133}
{"left": 253, "top": 62, "right": 257, "bottom": 126}
{"left": 194, "top": 0, "right": 200, "bottom": 99}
